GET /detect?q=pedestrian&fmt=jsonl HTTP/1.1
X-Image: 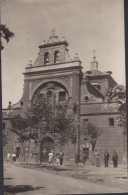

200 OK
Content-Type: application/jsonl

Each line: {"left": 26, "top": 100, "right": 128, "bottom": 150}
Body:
{"left": 55, "top": 156, "right": 60, "bottom": 164}
{"left": 112, "top": 151, "right": 118, "bottom": 167}
{"left": 82, "top": 153, "right": 86, "bottom": 164}
{"left": 75, "top": 153, "right": 80, "bottom": 164}
{"left": 12, "top": 153, "right": 16, "bottom": 164}
{"left": 94, "top": 150, "right": 100, "bottom": 167}
{"left": 7, "top": 152, "right": 11, "bottom": 163}
{"left": 104, "top": 150, "right": 109, "bottom": 167}
{"left": 59, "top": 150, "right": 64, "bottom": 165}
{"left": 48, "top": 150, "right": 53, "bottom": 164}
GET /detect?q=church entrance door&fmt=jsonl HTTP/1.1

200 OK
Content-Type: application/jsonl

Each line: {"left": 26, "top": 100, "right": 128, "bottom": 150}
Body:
{"left": 40, "top": 137, "right": 54, "bottom": 162}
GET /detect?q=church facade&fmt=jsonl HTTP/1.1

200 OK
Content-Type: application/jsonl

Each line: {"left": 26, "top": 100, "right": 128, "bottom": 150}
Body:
{"left": 2, "top": 30, "right": 124, "bottom": 164}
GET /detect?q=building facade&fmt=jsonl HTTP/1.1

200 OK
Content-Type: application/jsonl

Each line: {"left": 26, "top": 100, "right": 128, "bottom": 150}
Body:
{"left": 2, "top": 30, "right": 124, "bottom": 164}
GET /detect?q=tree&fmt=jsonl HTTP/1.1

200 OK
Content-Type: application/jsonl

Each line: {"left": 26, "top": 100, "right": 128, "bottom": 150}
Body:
{"left": 10, "top": 92, "right": 76, "bottom": 166}
{"left": 106, "top": 85, "right": 126, "bottom": 133}
{"left": 81, "top": 122, "right": 101, "bottom": 153}
{"left": 28, "top": 91, "right": 76, "bottom": 167}
{"left": 0, "top": 24, "right": 14, "bottom": 50}
{"left": 106, "top": 85, "right": 127, "bottom": 163}
{"left": 10, "top": 114, "right": 38, "bottom": 164}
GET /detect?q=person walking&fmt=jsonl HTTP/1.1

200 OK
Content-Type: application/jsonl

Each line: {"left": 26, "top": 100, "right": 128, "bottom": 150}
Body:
{"left": 104, "top": 151, "right": 109, "bottom": 167}
{"left": 12, "top": 153, "right": 16, "bottom": 164}
{"left": 82, "top": 153, "right": 87, "bottom": 164}
{"left": 59, "top": 150, "right": 64, "bottom": 165}
{"left": 7, "top": 152, "right": 11, "bottom": 163}
{"left": 112, "top": 151, "right": 118, "bottom": 167}
{"left": 94, "top": 150, "right": 100, "bottom": 167}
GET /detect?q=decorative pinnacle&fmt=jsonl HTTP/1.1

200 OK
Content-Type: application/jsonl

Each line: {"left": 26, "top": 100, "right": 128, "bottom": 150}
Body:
{"left": 50, "top": 28, "right": 57, "bottom": 38}
{"left": 28, "top": 60, "right": 32, "bottom": 67}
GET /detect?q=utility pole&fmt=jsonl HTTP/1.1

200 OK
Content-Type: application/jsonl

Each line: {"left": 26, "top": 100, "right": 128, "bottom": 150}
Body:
{"left": 52, "top": 131, "right": 55, "bottom": 171}
{"left": 38, "top": 125, "right": 41, "bottom": 166}
{"left": 73, "top": 102, "right": 80, "bottom": 174}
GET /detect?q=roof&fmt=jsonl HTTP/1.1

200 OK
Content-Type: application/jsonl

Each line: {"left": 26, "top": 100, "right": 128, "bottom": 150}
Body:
{"left": 84, "top": 69, "right": 108, "bottom": 77}
{"left": 86, "top": 81, "right": 105, "bottom": 99}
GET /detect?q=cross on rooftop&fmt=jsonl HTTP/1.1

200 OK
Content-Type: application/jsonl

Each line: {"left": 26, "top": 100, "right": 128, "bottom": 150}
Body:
{"left": 92, "top": 49, "right": 96, "bottom": 58}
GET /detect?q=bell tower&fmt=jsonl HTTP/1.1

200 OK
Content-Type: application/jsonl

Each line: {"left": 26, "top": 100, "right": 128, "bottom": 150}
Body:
{"left": 22, "top": 29, "right": 82, "bottom": 113}
{"left": 34, "top": 29, "right": 70, "bottom": 66}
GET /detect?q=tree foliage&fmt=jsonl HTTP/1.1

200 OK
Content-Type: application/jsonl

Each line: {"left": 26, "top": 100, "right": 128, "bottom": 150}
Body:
{"left": 106, "top": 85, "right": 126, "bottom": 131}
{"left": 0, "top": 24, "right": 14, "bottom": 50}
{"left": 81, "top": 122, "right": 101, "bottom": 152}
{"left": 10, "top": 114, "right": 37, "bottom": 143}
{"left": 28, "top": 91, "right": 75, "bottom": 145}
{"left": 11, "top": 92, "right": 76, "bottom": 146}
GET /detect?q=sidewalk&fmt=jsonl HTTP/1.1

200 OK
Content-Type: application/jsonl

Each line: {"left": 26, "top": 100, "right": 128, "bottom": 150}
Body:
{"left": 7, "top": 160, "right": 128, "bottom": 192}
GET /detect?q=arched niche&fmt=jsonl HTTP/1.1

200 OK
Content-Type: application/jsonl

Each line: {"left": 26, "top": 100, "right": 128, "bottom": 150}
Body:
{"left": 31, "top": 81, "right": 69, "bottom": 104}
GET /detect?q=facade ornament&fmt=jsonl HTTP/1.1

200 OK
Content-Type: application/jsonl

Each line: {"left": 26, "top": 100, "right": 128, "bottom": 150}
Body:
{"left": 28, "top": 60, "right": 32, "bottom": 67}
{"left": 61, "top": 36, "right": 66, "bottom": 41}
{"left": 74, "top": 53, "right": 79, "bottom": 60}
{"left": 48, "top": 28, "right": 59, "bottom": 43}
{"left": 42, "top": 40, "right": 45, "bottom": 45}
{"left": 47, "top": 82, "right": 55, "bottom": 89}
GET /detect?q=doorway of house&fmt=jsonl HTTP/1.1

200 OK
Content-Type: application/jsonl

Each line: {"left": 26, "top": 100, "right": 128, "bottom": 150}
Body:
{"left": 40, "top": 137, "right": 54, "bottom": 162}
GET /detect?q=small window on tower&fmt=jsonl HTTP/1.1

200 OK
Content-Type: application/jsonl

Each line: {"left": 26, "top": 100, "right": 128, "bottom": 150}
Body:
{"left": 59, "top": 91, "right": 66, "bottom": 102}
{"left": 44, "top": 52, "right": 49, "bottom": 64}
{"left": 109, "top": 118, "right": 114, "bottom": 126}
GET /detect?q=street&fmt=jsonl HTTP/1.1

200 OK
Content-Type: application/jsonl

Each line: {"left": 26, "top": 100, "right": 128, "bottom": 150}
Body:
{"left": 4, "top": 164, "right": 128, "bottom": 195}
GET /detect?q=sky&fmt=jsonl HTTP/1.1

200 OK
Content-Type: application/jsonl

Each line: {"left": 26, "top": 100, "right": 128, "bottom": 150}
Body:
{"left": 1, "top": 0, "right": 125, "bottom": 108}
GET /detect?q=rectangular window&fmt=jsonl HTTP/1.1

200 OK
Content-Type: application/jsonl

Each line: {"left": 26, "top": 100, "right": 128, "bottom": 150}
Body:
{"left": 59, "top": 91, "right": 66, "bottom": 102}
{"left": 109, "top": 118, "right": 114, "bottom": 126}
{"left": 83, "top": 119, "right": 88, "bottom": 128}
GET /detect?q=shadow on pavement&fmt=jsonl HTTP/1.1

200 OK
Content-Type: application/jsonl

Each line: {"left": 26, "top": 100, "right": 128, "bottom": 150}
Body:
{"left": 4, "top": 178, "right": 13, "bottom": 180}
{"left": 4, "top": 185, "right": 44, "bottom": 194}
{"left": 115, "top": 176, "right": 128, "bottom": 179}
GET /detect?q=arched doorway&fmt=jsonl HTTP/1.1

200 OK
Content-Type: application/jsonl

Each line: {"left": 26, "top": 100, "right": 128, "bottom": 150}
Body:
{"left": 40, "top": 136, "right": 54, "bottom": 162}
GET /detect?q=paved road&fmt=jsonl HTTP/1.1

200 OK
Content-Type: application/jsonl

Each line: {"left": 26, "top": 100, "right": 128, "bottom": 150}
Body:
{"left": 4, "top": 164, "right": 126, "bottom": 195}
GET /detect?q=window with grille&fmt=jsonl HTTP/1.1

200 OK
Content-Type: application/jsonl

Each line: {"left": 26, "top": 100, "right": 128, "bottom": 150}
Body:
{"left": 109, "top": 118, "right": 114, "bottom": 126}
{"left": 83, "top": 119, "right": 88, "bottom": 128}
{"left": 59, "top": 91, "right": 66, "bottom": 102}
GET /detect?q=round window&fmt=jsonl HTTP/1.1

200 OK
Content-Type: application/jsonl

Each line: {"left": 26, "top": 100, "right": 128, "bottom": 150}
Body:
{"left": 84, "top": 96, "right": 89, "bottom": 102}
